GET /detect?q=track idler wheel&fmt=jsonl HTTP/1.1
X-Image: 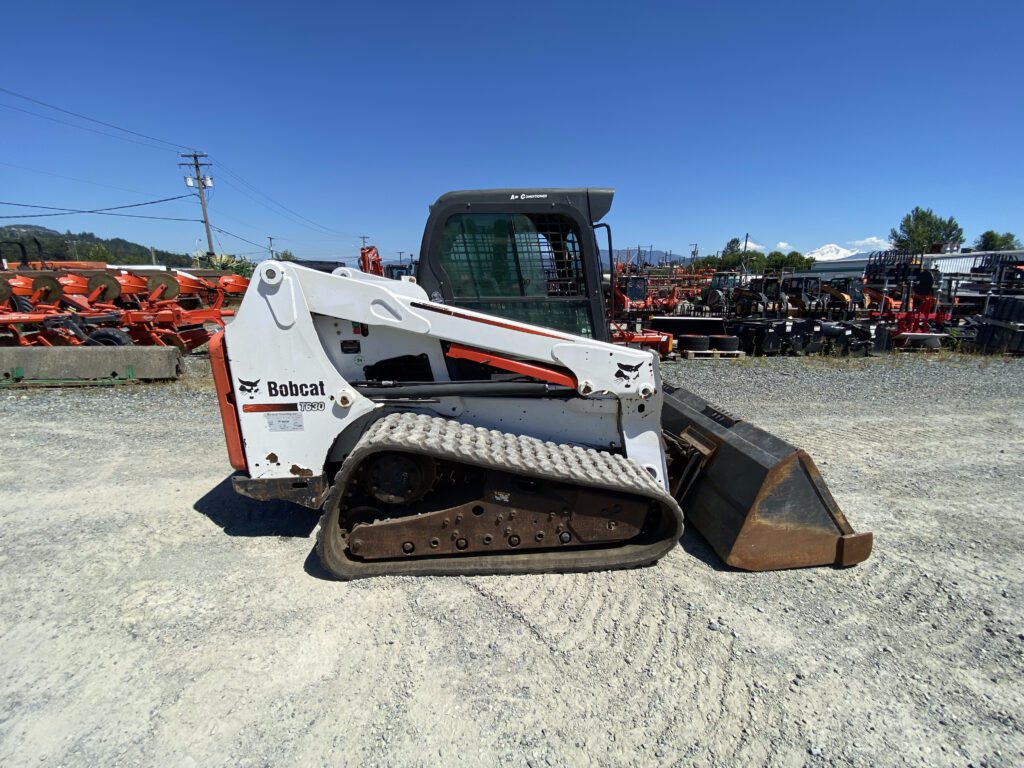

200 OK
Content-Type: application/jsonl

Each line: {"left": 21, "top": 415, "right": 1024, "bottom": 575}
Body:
{"left": 360, "top": 451, "right": 437, "bottom": 505}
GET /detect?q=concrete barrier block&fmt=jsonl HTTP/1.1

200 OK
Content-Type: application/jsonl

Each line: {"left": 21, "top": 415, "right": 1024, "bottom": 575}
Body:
{"left": 0, "top": 346, "right": 183, "bottom": 386}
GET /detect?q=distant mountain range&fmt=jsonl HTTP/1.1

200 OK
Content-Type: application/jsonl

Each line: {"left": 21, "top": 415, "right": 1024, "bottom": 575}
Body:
{"left": 0, "top": 224, "right": 190, "bottom": 267}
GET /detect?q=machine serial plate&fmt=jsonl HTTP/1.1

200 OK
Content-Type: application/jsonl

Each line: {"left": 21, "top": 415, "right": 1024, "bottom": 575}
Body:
{"left": 266, "top": 412, "right": 304, "bottom": 432}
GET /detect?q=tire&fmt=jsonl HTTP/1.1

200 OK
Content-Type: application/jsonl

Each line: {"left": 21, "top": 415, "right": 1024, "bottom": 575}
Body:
{"left": 677, "top": 334, "right": 710, "bottom": 352}
{"left": 708, "top": 335, "right": 739, "bottom": 351}
{"left": 87, "top": 328, "right": 135, "bottom": 346}
{"left": 11, "top": 295, "right": 33, "bottom": 313}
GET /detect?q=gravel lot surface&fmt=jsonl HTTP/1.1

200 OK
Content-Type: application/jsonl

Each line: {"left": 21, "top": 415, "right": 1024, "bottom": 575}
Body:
{"left": 1, "top": 354, "right": 1022, "bottom": 767}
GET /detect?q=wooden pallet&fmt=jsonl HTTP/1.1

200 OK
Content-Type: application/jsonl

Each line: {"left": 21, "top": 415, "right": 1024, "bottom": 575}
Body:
{"left": 679, "top": 349, "right": 746, "bottom": 360}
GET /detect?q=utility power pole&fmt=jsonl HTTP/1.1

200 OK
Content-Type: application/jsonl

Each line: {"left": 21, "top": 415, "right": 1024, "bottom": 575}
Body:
{"left": 360, "top": 235, "right": 370, "bottom": 247}
{"left": 742, "top": 233, "right": 749, "bottom": 253}
{"left": 397, "top": 250, "right": 405, "bottom": 264}
{"left": 149, "top": 246, "right": 156, "bottom": 265}
{"left": 179, "top": 152, "right": 216, "bottom": 258}
{"left": 267, "top": 236, "right": 275, "bottom": 260}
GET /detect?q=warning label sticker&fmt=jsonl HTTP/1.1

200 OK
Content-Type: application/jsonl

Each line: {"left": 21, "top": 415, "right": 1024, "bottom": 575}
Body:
{"left": 265, "top": 412, "right": 304, "bottom": 432}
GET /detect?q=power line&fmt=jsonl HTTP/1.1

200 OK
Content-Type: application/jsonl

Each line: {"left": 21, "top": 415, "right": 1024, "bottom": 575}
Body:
{"left": 0, "top": 102, "right": 177, "bottom": 152}
{"left": 213, "top": 174, "right": 348, "bottom": 240}
{"left": 0, "top": 210, "right": 200, "bottom": 221}
{"left": 215, "top": 162, "right": 336, "bottom": 232}
{"left": 0, "top": 194, "right": 193, "bottom": 213}
{"left": 211, "top": 225, "right": 269, "bottom": 251}
{"left": 0, "top": 87, "right": 352, "bottom": 250}
{"left": 0, "top": 194, "right": 198, "bottom": 221}
{"left": 212, "top": 229, "right": 227, "bottom": 256}
{"left": 0, "top": 160, "right": 161, "bottom": 197}
{"left": 200, "top": 204, "right": 267, "bottom": 235}
{"left": 213, "top": 160, "right": 353, "bottom": 237}
{"left": 0, "top": 86, "right": 197, "bottom": 151}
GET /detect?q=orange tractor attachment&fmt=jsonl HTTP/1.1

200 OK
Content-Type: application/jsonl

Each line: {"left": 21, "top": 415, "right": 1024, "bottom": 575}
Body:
{"left": 0, "top": 267, "right": 246, "bottom": 350}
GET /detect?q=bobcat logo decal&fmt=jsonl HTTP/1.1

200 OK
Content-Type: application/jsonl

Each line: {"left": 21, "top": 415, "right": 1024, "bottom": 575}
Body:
{"left": 615, "top": 362, "right": 643, "bottom": 381}
{"left": 238, "top": 378, "right": 261, "bottom": 395}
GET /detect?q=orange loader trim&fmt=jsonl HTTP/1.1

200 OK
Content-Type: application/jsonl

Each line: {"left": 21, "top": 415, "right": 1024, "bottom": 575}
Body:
{"left": 209, "top": 331, "right": 248, "bottom": 472}
{"left": 446, "top": 343, "right": 578, "bottom": 389}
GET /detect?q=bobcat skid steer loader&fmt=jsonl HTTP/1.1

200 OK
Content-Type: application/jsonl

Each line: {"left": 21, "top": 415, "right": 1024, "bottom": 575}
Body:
{"left": 212, "top": 260, "right": 685, "bottom": 578}
{"left": 211, "top": 223, "right": 871, "bottom": 579}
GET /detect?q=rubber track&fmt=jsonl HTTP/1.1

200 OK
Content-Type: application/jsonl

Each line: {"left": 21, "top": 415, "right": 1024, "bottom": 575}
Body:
{"left": 315, "top": 412, "right": 685, "bottom": 579}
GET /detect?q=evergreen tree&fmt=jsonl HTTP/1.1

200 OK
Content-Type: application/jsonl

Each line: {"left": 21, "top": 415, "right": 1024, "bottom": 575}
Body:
{"left": 973, "top": 230, "right": 1020, "bottom": 251}
{"left": 889, "top": 207, "right": 963, "bottom": 253}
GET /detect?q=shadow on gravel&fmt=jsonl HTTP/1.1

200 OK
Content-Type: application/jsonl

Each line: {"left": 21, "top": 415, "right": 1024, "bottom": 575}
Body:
{"left": 194, "top": 475, "right": 319, "bottom": 538}
{"left": 679, "top": 526, "right": 735, "bottom": 572}
{"left": 303, "top": 549, "right": 336, "bottom": 581}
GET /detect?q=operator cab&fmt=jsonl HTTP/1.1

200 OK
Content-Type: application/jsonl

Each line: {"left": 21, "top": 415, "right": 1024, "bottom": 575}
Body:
{"left": 624, "top": 276, "right": 647, "bottom": 304}
{"left": 827, "top": 277, "right": 865, "bottom": 303}
{"left": 708, "top": 271, "right": 740, "bottom": 293}
{"left": 384, "top": 262, "right": 416, "bottom": 281}
{"left": 415, "top": 189, "right": 613, "bottom": 341}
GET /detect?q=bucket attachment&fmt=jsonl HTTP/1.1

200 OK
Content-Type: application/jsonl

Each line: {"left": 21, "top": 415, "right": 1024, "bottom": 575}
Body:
{"left": 661, "top": 385, "right": 872, "bottom": 571}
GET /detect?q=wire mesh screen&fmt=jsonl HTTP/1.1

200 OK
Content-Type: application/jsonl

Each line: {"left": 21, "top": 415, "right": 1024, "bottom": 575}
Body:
{"left": 437, "top": 213, "right": 594, "bottom": 337}
{"left": 439, "top": 213, "right": 587, "bottom": 299}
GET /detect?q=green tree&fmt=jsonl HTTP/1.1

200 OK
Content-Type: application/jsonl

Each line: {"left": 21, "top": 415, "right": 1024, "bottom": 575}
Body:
{"left": 276, "top": 249, "right": 297, "bottom": 261}
{"left": 889, "top": 207, "right": 963, "bottom": 253}
{"left": 723, "top": 237, "right": 742, "bottom": 256}
{"left": 232, "top": 258, "right": 255, "bottom": 278}
{"left": 691, "top": 255, "right": 722, "bottom": 270}
{"left": 787, "top": 250, "right": 814, "bottom": 269}
{"left": 209, "top": 253, "right": 255, "bottom": 278}
{"left": 719, "top": 249, "right": 766, "bottom": 272}
{"left": 86, "top": 243, "right": 111, "bottom": 262}
{"left": 762, "top": 250, "right": 814, "bottom": 270}
{"left": 973, "top": 230, "right": 1021, "bottom": 251}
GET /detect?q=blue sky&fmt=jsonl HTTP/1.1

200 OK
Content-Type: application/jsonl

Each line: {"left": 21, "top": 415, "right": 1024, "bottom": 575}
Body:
{"left": 2, "top": 1, "right": 1021, "bottom": 262}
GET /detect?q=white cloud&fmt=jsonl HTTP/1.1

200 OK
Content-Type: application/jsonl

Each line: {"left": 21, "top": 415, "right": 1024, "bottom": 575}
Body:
{"left": 776, "top": 241, "right": 791, "bottom": 251}
{"left": 745, "top": 240, "right": 766, "bottom": 252}
{"left": 847, "top": 236, "right": 892, "bottom": 252}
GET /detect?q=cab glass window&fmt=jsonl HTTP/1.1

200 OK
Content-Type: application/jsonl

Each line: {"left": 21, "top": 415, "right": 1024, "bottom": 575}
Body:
{"left": 437, "top": 212, "right": 593, "bottom": 336}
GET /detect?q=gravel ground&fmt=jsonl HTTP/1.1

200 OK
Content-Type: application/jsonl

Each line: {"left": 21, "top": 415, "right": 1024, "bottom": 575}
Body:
{"left": 1, "top": 353, "right": 1022, "bottom": 767}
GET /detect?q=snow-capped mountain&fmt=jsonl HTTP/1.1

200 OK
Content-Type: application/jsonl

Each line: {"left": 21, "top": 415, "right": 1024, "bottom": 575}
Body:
{"left": 805, "top": 243, "right": 857, "bottom": 261}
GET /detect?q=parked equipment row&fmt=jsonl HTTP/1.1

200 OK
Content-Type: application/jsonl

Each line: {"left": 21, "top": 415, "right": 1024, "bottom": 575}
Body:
{"left": 0, "top": 267, "right": 248, "bottom": 350}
